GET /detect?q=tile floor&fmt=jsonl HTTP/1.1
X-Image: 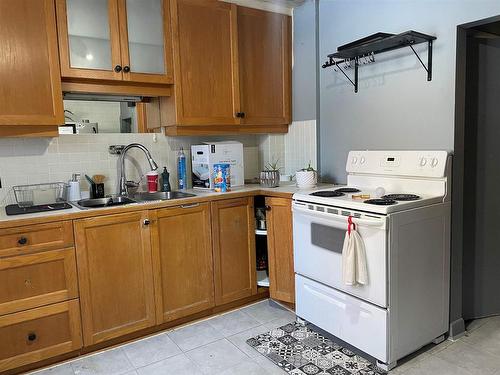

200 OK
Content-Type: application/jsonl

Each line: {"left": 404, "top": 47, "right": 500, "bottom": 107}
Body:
{"left": 30, "top": 300, "right": 500, "bottom": 375}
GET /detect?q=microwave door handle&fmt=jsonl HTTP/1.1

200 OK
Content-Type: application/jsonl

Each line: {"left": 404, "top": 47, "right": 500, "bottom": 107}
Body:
{"left": 292, "top": 204, "right": 386, "bottom": 228}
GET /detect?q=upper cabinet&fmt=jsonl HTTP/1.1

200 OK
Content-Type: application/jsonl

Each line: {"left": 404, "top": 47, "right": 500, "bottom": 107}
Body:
{"left": 237, "top": 7, "right": 291, "bottom": 126}
{"left": 56, "top": 0, "right": 173, "bottom": 85}
{"left": 161, "top": 0, "right": 292, "bottom": 135}
{"left": 162, "top": 0, "right": 240, "bottom": 130}
{"left": 0, "top": 0, "right": 63, "bottom": 136}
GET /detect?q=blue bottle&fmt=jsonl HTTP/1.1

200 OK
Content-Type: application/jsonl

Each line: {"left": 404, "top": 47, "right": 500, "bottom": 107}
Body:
{"left": 177, "top": 147, "right": 187, "bottom": 190}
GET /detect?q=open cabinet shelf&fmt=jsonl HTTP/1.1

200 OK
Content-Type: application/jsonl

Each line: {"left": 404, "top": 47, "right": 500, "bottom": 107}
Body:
{"left": 322, "top": 30, "right": 437, "bottom": 92}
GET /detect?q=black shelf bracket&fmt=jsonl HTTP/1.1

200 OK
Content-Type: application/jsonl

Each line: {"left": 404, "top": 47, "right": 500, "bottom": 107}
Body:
{"left": 321, "top": 30, "right": 436, "bottom": 93}
{"left": 408, "top": 40, "right": 433, "bottom": 81}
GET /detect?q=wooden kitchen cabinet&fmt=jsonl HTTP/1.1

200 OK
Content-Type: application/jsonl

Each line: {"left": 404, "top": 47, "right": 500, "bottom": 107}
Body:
{"left": 237, "top": 7, "right": 291, "bottom": 126}
{"left": 74, "top": 211, "right": 156, "bottom": 346}
{"left": 162, "top": 0, "right": 291, "bottom": 135}
{"left": 266, "top": 197, "right": 295, "bottom": 303}
{"left": 211, "top": 197, "right": 256, "bottom": 305}
{"left": 0, "top": 300, "right": 82, "bottom": 373}
{"left": 56, "top": 0, "right": 173, "bottom": 85}
{"left": 0, "top": 248, "right": 78, "bottom": 316}
{"left": 151, "top": 202, "right": 214, "bottom": 323}
{"left": 0, "top": 0, "right": 63, "bottom": 136}
{"left": 0, "top": 221, "right": 74, "bottom": 258}
{"left": 162, "top": 0, "right": 240, "bottom": 131}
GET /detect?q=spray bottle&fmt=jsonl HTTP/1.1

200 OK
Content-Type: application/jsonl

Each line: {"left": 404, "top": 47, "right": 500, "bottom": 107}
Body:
{"left": 177, "top": 147, "right": 187, "bottom": 190}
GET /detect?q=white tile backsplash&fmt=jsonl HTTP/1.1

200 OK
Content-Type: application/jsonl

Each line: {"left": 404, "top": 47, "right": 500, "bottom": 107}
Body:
{"left": 0, "top": 121, "right": 318, "bottom": 205}
{"left": 0, "top": 132, "right": 262, "bottom": 205}
{"left": 259, "top": 119, "right": 317, "bottom": 177}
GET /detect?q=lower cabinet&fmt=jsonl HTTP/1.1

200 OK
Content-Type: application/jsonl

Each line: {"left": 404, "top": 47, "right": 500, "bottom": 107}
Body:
{"left": 266, "top": 197, "right": 295, "bottom": 303}
{"left": 211, "top": 197, "right": 257, "bottom": 305}
{"left": 151, "top": 203, "right": 215, "bottom": 323}
{"left": 74, "top": 211, "right": 156, "bottom": 346}
{"left": 0, "top": 300, "right": 82, "bottom": 372}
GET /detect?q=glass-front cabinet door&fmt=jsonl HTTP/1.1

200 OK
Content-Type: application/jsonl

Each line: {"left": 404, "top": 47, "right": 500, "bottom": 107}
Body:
{"left": 56, "top": 0, "right": 123, "bottom": 80}
{"left": 56, "top": 0, "right": 172, "bottom": 84}
{"left": 118, "top": 0, "right": 173, "bottom": 84}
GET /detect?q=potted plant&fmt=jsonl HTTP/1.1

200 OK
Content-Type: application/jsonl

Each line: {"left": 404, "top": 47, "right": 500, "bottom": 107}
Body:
{"left": 295, "top": 162, "right": 317, "bottom": 189}
{"left": 260, "top": 159, "right": 281, "bottom": 188}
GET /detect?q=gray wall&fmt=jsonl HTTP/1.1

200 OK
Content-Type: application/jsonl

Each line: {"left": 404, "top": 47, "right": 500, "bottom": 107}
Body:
{"left": 318, "top": 0, "right": 500, "bottom": 183}
{"left": 293, "top": 0, "right": 318, "bottom": 122}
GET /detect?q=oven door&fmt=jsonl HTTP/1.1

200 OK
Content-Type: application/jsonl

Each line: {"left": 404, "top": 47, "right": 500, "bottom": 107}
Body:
{"left": 293, "top": 200, "right": 388, "bottom": 307}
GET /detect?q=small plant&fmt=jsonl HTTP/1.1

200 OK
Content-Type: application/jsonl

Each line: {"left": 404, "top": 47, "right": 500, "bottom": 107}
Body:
{"left": 300, "top": 161, "right": 315, "bottom": 172}
{"left": 265, "top": 159, "right": 281, "bottom": 171}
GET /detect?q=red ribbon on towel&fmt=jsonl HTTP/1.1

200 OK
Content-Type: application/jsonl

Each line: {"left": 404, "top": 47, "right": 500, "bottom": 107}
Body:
{"left": 348, "top": 216, "right": 356, "bottom": 236}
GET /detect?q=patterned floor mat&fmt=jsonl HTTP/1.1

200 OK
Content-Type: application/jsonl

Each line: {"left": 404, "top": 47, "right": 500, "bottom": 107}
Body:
{"left": 246, "top": 321, "right": 386, "bottom": 375}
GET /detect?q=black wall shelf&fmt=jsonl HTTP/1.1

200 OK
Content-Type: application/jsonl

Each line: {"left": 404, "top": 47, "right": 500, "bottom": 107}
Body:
{"left": 322, "top": 30, "right": 437, "bottom": 93}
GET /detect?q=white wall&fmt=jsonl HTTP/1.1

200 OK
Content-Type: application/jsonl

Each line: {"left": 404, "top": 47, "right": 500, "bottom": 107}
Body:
{"left": 319, "top": 0, "right": 500, "bottom": 183}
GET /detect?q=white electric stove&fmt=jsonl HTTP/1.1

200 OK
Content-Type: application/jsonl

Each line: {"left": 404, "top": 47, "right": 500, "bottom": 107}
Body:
{"left": 292, "top": 150, "right": 451, "bottom": 371}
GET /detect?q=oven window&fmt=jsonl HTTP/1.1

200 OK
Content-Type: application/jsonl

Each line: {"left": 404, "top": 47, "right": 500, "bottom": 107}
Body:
{"left": 311, "top": 223, "right": 345, "bottom": 254}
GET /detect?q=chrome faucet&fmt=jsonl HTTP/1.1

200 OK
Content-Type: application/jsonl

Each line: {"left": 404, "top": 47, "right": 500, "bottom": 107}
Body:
{"left": 118, "top": 143, "right": 158, "bottom": 196}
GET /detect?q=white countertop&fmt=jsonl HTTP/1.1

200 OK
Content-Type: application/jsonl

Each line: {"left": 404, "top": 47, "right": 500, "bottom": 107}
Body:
{"left": 0, "top": 183, "right": 333, "bottom": 225}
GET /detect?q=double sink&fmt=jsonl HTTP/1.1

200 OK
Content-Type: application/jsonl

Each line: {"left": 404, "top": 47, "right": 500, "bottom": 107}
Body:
{"left": 74, "top": 191, "right": 197, "bottom": 209}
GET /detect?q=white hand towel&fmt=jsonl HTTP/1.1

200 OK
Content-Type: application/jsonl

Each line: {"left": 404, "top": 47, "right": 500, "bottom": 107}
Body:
{"left": 342, "top": 228, "right": 368, "bottom": 286}
{"left": 352, "top": 229, "right": 368, "bottom": 285}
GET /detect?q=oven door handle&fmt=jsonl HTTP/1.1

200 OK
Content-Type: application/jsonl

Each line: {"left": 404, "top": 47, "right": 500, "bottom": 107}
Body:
{"left": 292, "top": 204, "right": 386, "bottom": 228}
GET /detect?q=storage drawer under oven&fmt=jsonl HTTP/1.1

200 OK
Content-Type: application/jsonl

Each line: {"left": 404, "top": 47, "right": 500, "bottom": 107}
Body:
{"left": 296, "top": 274, "right": 388, "bottom": 363}
{"left": 293, "top": 203, "right": 388, "bottom": 307}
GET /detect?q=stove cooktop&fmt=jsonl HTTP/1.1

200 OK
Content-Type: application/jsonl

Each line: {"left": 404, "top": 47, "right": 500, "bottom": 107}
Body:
{"left": 364, "top": 198, "right": 397, "bottom": 206}
{"left": 295, "top": 185, "right": 445, "bottom": 214}
{"left": 382, "top": 194, "right": 421, "bottom": 201}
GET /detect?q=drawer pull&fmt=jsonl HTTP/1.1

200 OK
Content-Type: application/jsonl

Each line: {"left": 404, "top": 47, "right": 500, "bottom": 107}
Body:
{"left": 143, "top": 219, "right": 151, "bottom": 226}
{"left": 180, "top": 203, "right": 199, "bottom": 209}
{"left": 27, "top": 332, "right": 37, "bottom": 342}
{"left": 18, "top": 237, "right": 28, "bottom": 245}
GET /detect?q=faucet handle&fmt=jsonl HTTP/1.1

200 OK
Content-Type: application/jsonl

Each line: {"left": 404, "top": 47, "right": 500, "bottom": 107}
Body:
{"left": 125, "top": 180, "right": 140, "bottom": 188}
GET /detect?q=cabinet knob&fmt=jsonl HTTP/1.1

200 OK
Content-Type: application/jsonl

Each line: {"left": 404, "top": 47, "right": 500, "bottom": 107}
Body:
{"left": 265, "top": 205, "right": 271, "bottom": 211}
{"left": 114, "top": 65, "right": 123, "bottom": 73}
{"left": 18, "top": 236, "right": 28, "bottom": 245}
{"left": 143, "top": 219, "right": 151, "bottom": 226}
{"left": 27, "top": 332, "right": 37, "bottom": 342}
{"left": 123, "top": 65, "right": 130, "bottom": 73}
{"left": 236, "top": 112, "right": 245, "bottom": 118}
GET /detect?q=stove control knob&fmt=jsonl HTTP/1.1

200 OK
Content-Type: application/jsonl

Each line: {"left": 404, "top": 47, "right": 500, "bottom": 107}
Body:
{"left": 360, "top": 156, "right": 366, "bottom": 164}
{"left": 351, "top": 157, "right": 358, "bottom": 164}
{"left": 419, "top": 157, "right": 427, "bottom": 167}
{"left": 431, "top": 158, "right": 439, "bottom": 167}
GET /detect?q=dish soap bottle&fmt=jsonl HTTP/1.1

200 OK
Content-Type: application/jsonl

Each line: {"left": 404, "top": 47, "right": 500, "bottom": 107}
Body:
{"left": 177, "top": 147, "right": 187, "bottom": 190}
{"left": 67, "top": 173, "right": 81, "bottom": 201}
{"left": 161, "top": 167, "right": 171, "bottom": 192}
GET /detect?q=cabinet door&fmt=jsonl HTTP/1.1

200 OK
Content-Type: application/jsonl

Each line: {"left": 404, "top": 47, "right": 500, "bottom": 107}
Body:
{"left": 0, "top": 0, "right": 63, "bottom": 127}
{"left": 211, "top": 198, "right": 256, "bottom": 305}
{"left": 56, "top": 0, "right": 123, "bottom": 80}
{"left": 118, "top": 0, "right": 173, "bottom": 84}
{"left": 74, "top": 211, "right": 156, "bottom": 345}
{"left": 151, "top": 203, "right": 214, "bottom": 323}
{"left": 266, "top": 197, "right": 295, "bottom": 303}
{"left": 168, "top": 0, "right": 240, "bottom": 126}
{"left": 238, "top": 7, "right": 291, "bottom": 126}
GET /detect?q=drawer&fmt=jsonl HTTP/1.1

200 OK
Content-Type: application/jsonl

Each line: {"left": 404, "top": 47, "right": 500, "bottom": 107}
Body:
{"left": 295, "top": 274, "right": 388, "bottom": 363}
{"left": 0, "top": 300, "right": 82, "bottom": 372}
{"left": 0, "top": 248, "right": 78, "bottom": 315}
{"left": 0, "top": 221, "right": 74, "bottom": 258}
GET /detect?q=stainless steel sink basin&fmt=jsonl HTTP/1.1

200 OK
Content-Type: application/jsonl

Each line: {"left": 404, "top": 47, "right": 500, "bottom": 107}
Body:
{"left": 131, "top": 191, "right": 196, "bottom": 202}
{"left": 75, "top": 196, "right": 136, "bottom": 209}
